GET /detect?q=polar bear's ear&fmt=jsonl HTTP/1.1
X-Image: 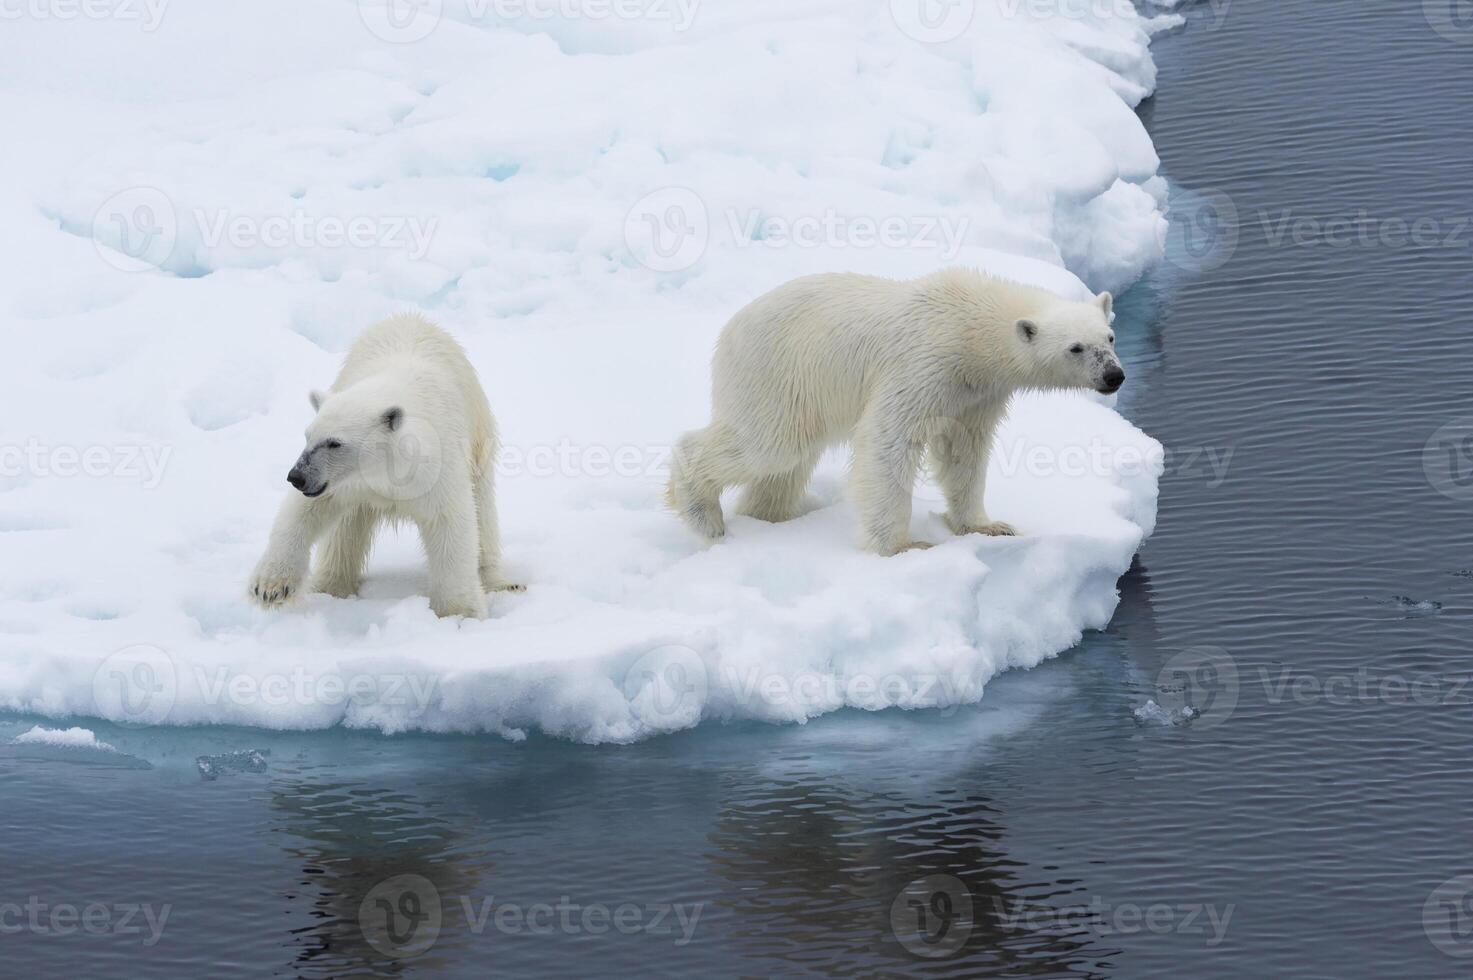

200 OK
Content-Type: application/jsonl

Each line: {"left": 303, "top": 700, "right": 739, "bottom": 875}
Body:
{"left": 1095, "top": 291, "right": 1113, "bottom": 318}
{"left": 309, "top": 389, "right": 328, "bottom": 412}
{"left": 382, "top": 406, "right": 404, "bottom": 432}
{"left": 1017, "top": 319, "right": 1038, "bottom": 343}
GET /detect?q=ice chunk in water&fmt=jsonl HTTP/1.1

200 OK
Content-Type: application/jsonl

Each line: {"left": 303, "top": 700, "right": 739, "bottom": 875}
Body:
{"left": 1133, "top": 699, "right": 1198, "bottom": 726}
{"left": 1386, "top": 596, "right": 1443, "bottom": 617}
{"left": 196, "top": 749, "right": 269, "bottom": 780}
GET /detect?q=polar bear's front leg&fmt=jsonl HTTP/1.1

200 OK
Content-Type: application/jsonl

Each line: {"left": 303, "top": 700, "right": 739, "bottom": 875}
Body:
{"left": 416, "top": 484, "right": 488, "bottom": 619}
{"left": 250, "top": 494, "right": 336, "bottom": 607}
{"left": 473, "top": 466, "right": 522, "bottom": 593}
{"left": 311, "top": 505, "right": 377, "bottom": 598}
{"left": 933, "top": 410, "right": 1017, "bottom": 538}
{"left": 851, "top": 405, "right": 928, "bottom": 556}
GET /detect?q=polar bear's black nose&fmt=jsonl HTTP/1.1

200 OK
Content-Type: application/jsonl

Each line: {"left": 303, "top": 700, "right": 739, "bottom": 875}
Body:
{"left": 1101, "top": 366, "right": 1125, "bottom": 393}
{"left": 287, "top": 467, "right": 307, "bottom": 491}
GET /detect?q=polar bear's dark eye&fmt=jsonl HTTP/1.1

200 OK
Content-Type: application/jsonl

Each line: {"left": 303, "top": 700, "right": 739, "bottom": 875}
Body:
{"left": 1069, "top": 344, "right": 1085, "bottom": 355}
{"left": 1107, "top": 333, "right": 1115, "bottom": 344}
{"left": 324, "top": 439, "right": 343, "bottom": 450}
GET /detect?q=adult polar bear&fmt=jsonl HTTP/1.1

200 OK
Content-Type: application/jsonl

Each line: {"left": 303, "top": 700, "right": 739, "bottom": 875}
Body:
{"left": 249, "top": 314, "right": 514, "bottom": 618}
{"left": 668, "top": 268, "right": 1125, "bottom": 556}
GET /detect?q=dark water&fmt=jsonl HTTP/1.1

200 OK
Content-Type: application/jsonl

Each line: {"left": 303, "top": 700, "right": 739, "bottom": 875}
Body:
{"left": 7, "top": 2, "right": 1473, "bottom": 975}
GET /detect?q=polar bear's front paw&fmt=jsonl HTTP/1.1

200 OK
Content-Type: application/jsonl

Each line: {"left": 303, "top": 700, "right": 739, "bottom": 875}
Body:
{"left": 957, "top": 520, "right": 1018, "bottom": 538}
{"left": 250, "top": 568, "right": 305, "bottom": 607}
{"left": 480, "top": 565, "right": 526, "bottom": 593}
{"left": 310, "top": 574, "right": 362, "bottom": 600}
{"left": 881, "top": 540, "right": 934, "bottom": 556}
{"left": 431, "top": 593, "right": 488, "bottom": 619}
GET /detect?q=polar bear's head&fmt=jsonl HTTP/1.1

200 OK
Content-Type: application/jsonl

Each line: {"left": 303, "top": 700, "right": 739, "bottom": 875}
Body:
{"left": 1016, "top": 292, "right": 1125, "bottom": 394}
{"left": 285, "top": 379, "right": 435, "bottom": 502}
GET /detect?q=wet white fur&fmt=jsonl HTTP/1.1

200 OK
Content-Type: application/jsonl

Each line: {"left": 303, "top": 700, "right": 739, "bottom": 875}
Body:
{"left": 668, "top": 268, "right": 1120, "bottom": 555}
{"left": 249, "top": 314, "right": 510, "bottom": 618}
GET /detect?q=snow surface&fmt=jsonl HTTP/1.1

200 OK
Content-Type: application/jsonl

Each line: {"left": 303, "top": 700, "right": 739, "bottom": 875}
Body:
{"left": 0, "top": 0, "right": 1177, "bottom": 741}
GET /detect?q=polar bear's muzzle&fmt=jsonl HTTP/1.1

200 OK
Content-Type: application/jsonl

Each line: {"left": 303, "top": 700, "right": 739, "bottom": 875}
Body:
{"left": 287, "top": 450, "right": 329, "bottom": 498}
{"left": 1098, "top": 364, "right": 1125, "bottom": 394}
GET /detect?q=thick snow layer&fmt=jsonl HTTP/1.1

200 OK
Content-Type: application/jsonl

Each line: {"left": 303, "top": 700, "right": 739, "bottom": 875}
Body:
{"left": 0, "top": 0, "right": 1174, "bottom": 741}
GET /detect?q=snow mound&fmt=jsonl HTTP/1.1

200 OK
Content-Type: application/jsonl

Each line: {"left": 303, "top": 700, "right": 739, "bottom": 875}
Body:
{"left": 0, "top": 0, "right": 1175, "bottom": 741}
{"left": 12, "top": 726, "right": 117, "bottom": 752}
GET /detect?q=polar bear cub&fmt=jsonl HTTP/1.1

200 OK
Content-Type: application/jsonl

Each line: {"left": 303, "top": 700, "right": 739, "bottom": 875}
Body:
{"left": 249, "top": 313, "right": 514, "bottom": 618}
{"left": 668, "top": 268, "right": 1124, "bottom": 556}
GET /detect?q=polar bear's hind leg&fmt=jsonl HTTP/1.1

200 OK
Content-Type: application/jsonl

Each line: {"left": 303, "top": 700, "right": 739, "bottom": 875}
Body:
{"left": 736, "top": 452, "right": 819, "bottom": 523}
{"left": 668, "top": 426, "right": 745, "bottom": 540}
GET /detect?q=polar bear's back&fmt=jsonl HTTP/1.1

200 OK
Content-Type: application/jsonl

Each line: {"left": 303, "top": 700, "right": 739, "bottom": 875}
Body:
{"left": 710, "top": 273, "right": 916, "bottom": 438}
{"left": 336, "top": 313, "right": 497, "bottom": 466}
{"left": 338, "top": 312, "right": 467, "bottom": 376}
